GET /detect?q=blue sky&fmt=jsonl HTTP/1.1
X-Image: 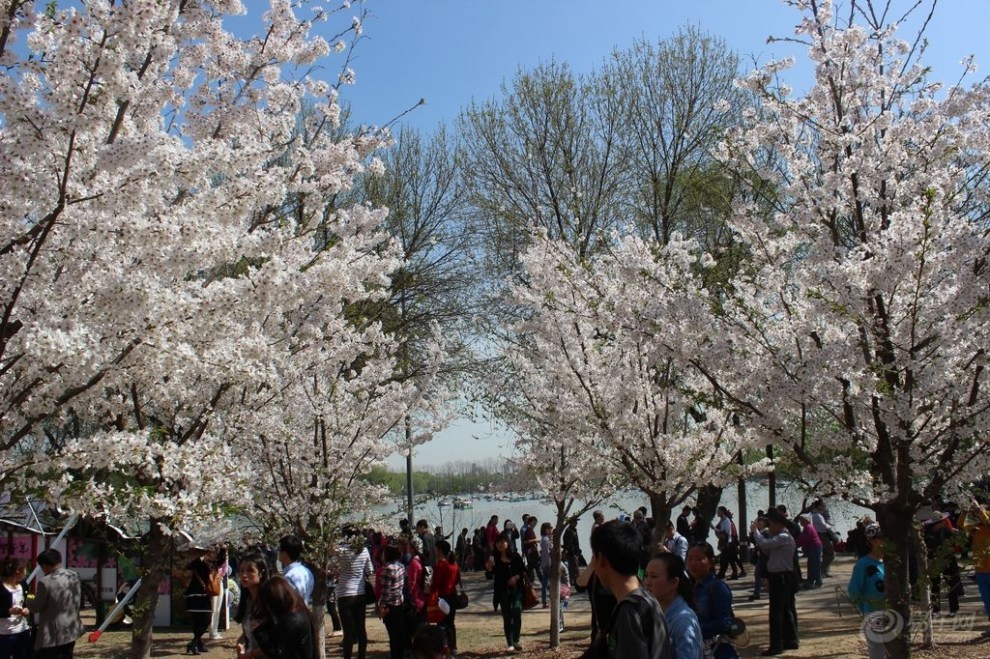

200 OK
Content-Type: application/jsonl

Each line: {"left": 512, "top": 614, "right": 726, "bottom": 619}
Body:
{"left": 334, "top": 0, "right": 990, "bottom": 134}
{"left": 307, "top": 0, "right": 990, "bottom": 469}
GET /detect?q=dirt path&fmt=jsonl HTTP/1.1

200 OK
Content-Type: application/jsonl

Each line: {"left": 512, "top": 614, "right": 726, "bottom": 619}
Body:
{"left": 75, "top": 555, "right": 990, "bottom": 658}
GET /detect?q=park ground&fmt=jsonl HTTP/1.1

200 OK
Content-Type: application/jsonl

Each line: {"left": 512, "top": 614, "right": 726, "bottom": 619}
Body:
{"left": 75, "top": 555, "right": 990, "bottom": 658}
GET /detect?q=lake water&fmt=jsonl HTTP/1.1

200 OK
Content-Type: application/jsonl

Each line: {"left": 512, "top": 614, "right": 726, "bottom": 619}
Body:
{"left": 377, "top": 480, "right": 871, "bottom": 549}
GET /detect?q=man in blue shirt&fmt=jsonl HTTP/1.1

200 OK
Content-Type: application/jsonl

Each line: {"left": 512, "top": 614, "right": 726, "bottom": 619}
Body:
{"left": 279, "top": 535, "right": 315, "bottom": 608}
{"left": 661, "top": 521, "right": 689, "bottom": 560}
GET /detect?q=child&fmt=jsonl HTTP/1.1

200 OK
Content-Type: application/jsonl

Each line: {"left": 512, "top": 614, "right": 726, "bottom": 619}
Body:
{"left": 559, "top": 560, "right": 571, "bottom": 633}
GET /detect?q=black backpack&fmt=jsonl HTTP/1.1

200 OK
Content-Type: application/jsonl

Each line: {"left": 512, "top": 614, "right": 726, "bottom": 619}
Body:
{"left": 582, "top": 590, "right": 672, "bottom": 659}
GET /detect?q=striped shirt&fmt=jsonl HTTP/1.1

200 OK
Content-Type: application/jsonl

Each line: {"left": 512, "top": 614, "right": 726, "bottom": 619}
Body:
{"left": 334, "top": 546, "right": 372, "bottom": 598}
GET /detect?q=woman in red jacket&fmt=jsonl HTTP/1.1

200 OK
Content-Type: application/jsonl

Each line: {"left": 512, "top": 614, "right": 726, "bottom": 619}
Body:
{"left": 428, "top": 541, "right": 461, "bottom": 656}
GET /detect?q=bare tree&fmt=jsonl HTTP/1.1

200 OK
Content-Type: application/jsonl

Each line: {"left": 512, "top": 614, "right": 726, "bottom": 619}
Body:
{"left": 459, "top": 60, "right": 627, "bottom": 279}
{"left": 358, "top": 126, "right": 482, "bottom": 520}
{"left": 606, "top": 28, "right": 747, "bottom": 247}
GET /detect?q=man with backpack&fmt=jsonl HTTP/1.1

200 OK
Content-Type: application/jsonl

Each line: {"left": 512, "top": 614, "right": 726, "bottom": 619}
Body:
{"left": 584, "top": 520, "right": 671, "bottom": 659}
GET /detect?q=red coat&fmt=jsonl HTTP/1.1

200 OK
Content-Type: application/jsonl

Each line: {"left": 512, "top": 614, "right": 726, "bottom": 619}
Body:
{"left": 405, "top": 555, "right": 426, "bottom": 612}
{"left": 432, "top": 559, "right": 460, "bottom": 598}
{"left": 486, "top": 522, "right": 500, "bottom": 549}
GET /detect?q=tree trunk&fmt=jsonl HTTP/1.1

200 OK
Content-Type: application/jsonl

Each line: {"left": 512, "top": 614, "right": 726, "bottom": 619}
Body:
{"left": 695, "top": 484, "right": 723, "bottom": 533}
{"left": 875, "top": 502, "right": 914, "bottom": 659}
{"left": 736, "top": 452, "right": 748, "bottom": 531}
{"left": 648, "top": 494, "right": 673, "bottom": 556}
{"left": 549, "top": 504, "right": 566, "bottom": 648}
{"left": 129, "top": 519, "right": 170, "bottom": 659}
{"left": 310, "top": 560, "right": 328, "bottom": 659}
{"left": 737, "top": 454, "right": 749, "bottom": 559}
{"left": 912, "top": 523, "right": 933, "bottom": 648}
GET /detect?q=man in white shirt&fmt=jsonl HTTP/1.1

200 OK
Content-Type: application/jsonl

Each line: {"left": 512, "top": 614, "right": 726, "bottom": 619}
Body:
{"left": 810, "top": 500, "right": 836, "bottom": 577}
{"left": 279, "top": 535, "right": 315, "bottom": 608}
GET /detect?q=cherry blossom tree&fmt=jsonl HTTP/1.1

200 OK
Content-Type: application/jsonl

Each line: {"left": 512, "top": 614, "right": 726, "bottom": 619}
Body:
{"left": 695, "top": 2, "right": 990, "bottom": 654}
{"left": 491, "top": 337, "right": 618, "bottom": 647}
{"left": 501, "top": 232, "right": 765, "bottom": 646}
{"left": 241, "top": 318, "right": 442, "bottom": 658}
{"left": 508, "top": 234, "right": 757, "bottom": 551}
{"left": 0, "top": 2, "right": 419, "bottom": 657}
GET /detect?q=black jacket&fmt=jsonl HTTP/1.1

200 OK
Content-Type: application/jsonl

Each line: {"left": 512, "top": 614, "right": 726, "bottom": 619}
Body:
{"left": 492, "top": 551, "right": 527, "bottom": 600}
{"left": 0, "top": 583, "right": 14, "bottom": 617}
{"left": 255, "top": 610, "right": 316, "bottom": 659}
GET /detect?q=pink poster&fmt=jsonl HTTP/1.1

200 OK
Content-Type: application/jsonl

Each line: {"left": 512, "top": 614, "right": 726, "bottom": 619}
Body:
{"left": 0, "top": 534, "right": 35, "bottom": 561}
{"left": 67, "top": 539, "right": 116, "bottom": 569}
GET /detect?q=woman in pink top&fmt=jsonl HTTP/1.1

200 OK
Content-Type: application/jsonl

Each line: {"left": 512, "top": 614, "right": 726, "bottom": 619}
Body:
{"left": 796, "top": 516, "right": 823, "bottom": 589}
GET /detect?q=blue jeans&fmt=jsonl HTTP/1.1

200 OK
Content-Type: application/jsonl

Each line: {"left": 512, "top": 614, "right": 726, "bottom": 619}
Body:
{"left": 805, "top": 546, "right": 823, "bottom": 587}
{"left": 0, "top": 630, "right": 30, "bottom": 659}
{"left": 975, "top": 572, "right": 990, "bottom": 618}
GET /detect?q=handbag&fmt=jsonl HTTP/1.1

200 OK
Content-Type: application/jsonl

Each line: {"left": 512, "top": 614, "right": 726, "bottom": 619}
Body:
{"left": 451, "top": 590, "right": 469, "bottom": 610}
{"left": 522, "top": 583, "right": 539, "bottom": 609}
{"left": 451, "top": 571, "right": 469, "bottom": 610}
{"left": 197, "top": 569, "right": 221, "bottom": 597}
{"left": 727, "top": 616, "right": 746, "bottom": 638}
{"left": 206, "top": 570, "right": 222, "bottom": 597}
{"left": 726, "top": 615, "right": 750, "bottom": 647}
{"left": 363, "top": 576, "right": 375, "bottom": 601}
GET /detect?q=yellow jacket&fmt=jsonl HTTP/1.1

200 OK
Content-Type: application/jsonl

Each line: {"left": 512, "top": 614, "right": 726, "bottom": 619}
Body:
{"left": 960, "top": 510, "right": 990, "bottom": 574}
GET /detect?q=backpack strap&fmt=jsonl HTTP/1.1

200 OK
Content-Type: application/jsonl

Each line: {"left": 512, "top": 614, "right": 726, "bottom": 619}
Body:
{"left": 606, "top": 592, "right": 664, "bottom": 659}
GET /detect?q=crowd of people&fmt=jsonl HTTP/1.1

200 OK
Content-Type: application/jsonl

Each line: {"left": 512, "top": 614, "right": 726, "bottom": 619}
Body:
{"left": 5, "top": 495, "right": 987, "bottom": 659}
{"left": 573, "top": 498, "right": 990, "bottom": 659}
{"left": 211, "top": 495, "right": 990, "bottom": 659}
{"left": 403, "top": 501, "right": 839, "bottom": 658}
{"left": 2, "top": 493, "right": 990, "bottom": 659}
